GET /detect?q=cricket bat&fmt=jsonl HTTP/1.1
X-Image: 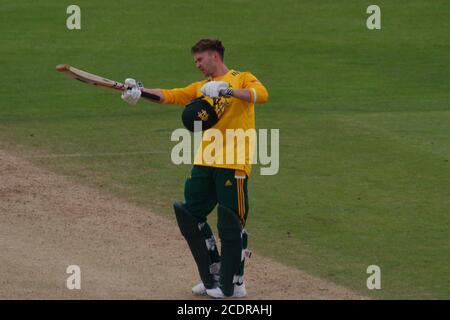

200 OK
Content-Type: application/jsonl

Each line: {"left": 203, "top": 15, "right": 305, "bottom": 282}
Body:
{"left": 56, "top": 64, "right": 160, "bottom": 101}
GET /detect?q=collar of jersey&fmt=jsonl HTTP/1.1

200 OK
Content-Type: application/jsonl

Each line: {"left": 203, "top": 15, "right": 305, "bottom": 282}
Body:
{"left": 209, "top": 69, "right": 233, "bottom": 81}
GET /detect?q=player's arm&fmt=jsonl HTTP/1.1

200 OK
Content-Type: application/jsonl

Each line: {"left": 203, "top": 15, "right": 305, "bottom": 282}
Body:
{"left": 141, "top": 85, "right": 200, "bottom": 105}
{"left": 227, "top": 89, "right": 264, "bottom": 103}
{"left": 239, "top": 72, "right": 269, "bottom": 104}
{"left": 160, "top": 83, "right": 200, "bottom": 106}
{"left": 200, "top": 73, "right": 268, "bottom": 104}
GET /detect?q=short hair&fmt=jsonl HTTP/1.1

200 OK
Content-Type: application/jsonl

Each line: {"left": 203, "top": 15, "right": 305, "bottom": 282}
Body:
{"left": 191, "top": 39, "right": 225, "bottom": 60}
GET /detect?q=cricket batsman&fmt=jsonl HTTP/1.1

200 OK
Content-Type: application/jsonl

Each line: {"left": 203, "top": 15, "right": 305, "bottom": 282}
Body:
{"left": 121, "top": 39, "right": 269, "bottom": 298}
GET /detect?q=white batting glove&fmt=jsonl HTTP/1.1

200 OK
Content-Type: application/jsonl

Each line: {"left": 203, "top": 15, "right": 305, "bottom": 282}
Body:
{"left": 201, "top": 81, "right": 229, "bottom": 98}
{"left": 121, "top": 78, "right": 143, "bottom": 105}
{"left": 124, "top": 78, "right": 138, "bottom": 89}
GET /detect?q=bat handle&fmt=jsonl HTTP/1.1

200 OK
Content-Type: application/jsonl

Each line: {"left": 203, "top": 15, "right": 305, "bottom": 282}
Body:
{"left": 141, "top": 90, "right": 161, "bottom": 102}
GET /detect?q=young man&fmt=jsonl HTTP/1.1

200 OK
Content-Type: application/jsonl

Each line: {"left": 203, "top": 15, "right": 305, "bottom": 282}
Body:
{"left": 121, "top": 39, "right": 269, "bottom": 298}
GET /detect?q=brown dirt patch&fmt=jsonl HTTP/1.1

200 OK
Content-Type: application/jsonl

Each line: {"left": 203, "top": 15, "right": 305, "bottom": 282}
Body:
{"left": 0, "top": 149, "right": 365, "bottom": 299}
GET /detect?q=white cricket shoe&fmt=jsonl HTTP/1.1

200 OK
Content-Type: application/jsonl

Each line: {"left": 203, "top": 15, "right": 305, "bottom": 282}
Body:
{"left": 192, "top": 282, "right": 219, "bottom": 295}
{"left": 192, "top": 282, "right": 207, "bottom": 295}
{"left": 206, "top": 283, "right": 247, "bottom": 299}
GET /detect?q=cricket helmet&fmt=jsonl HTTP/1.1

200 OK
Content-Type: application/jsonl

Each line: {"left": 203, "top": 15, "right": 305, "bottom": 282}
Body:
{"left": 182, "top": 96, "right": 219, "bottom": 132}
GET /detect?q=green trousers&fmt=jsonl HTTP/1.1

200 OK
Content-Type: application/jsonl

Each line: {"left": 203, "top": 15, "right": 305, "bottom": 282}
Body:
{"left": 182, "top": 165, "right": 249, "bottom": 296}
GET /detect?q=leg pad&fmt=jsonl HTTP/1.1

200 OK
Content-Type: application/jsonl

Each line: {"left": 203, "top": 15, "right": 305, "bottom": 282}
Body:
{"left": 174, "top": 202, "right": 218, "bottom": 288}
{"left": 217, "top": 205, "right": 243, "bottom": 296}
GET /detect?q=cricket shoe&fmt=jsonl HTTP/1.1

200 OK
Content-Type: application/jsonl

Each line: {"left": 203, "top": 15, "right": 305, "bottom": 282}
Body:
{"left": 206, "top": 283, "right": 247, "bottom": 299}
{"left": 192, "top": 282, "right": 218, "bottom": 296}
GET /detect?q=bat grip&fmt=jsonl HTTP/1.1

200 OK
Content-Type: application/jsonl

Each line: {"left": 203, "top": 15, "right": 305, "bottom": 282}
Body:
{"left": 141, "top": 90, "right": 161, "bottom": 102}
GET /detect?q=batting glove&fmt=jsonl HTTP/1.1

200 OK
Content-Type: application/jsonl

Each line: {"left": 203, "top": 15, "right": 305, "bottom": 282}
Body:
{"left": 121, "top": 78, "right": 143, "bottom": 105}
{"left": 201, "top": 81, "right": 230, "bottom": 98}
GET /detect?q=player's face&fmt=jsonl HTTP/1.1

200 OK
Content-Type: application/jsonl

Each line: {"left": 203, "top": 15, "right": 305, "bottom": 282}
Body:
{"left": 193, "top": 51, "right": 218, "bottom": 77}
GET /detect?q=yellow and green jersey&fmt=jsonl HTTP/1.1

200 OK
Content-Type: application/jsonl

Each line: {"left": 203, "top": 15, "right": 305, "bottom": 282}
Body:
{"left": 161, "top": 70, "right": 269, "bottom": 176}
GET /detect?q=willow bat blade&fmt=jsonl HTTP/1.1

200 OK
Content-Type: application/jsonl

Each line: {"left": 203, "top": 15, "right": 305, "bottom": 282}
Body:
{"left": 56, "top": 64, "right": 126, "bottom": 91}
{"left": 56, "top": 64, "right": 160, "bottom": 101}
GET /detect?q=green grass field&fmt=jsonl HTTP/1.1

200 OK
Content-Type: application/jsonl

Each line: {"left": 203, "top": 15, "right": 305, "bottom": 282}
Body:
{"left": 1, "top": 0, "right": 449, "bottom": 299}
